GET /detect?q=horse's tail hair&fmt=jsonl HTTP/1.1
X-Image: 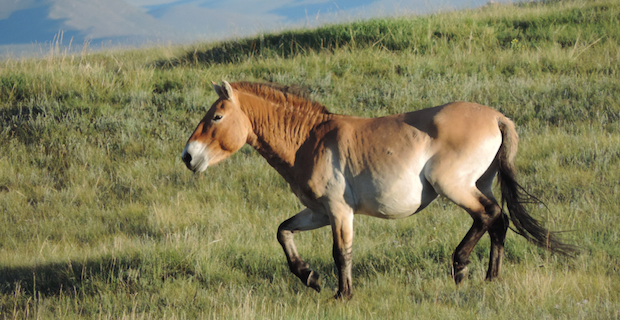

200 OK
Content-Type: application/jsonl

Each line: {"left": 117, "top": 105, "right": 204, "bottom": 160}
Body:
{"left": 496, "top": 116, "right": 577, "bottom": 256}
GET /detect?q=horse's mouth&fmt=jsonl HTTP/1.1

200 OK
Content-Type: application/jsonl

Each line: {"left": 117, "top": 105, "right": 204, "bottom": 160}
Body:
{"left": 182, "top": 156, "right": 207, "bottom": 173}
{"left": 185, "top": 163, "right": 197, "bottom": 173}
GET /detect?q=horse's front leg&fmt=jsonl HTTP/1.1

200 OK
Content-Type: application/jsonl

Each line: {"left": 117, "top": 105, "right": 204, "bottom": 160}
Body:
{"left": 277, "top": 208, "right": 330, "bottom": 292}
{"left": 330, "top": 206, "right": 354, "bottom": 299}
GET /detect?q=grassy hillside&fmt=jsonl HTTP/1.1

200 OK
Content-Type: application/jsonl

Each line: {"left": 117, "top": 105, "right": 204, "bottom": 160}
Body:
{"left": 1, "top": 0, "right": 619, "bottom": 318}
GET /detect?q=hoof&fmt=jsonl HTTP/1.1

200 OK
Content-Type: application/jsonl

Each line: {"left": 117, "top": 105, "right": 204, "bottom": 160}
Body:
{"left": 305, "top": 270, "right": 321, "bottom": 293}
{"left": 452, "top": 265, "right": 469, "bottom": 285}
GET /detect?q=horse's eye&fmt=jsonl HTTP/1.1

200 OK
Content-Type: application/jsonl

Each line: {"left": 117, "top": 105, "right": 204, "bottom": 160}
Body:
{"left": 213, "top": 115, "right": 223, "bottom": 122}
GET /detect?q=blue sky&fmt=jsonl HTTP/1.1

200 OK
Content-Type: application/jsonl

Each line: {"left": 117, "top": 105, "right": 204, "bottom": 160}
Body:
{"left": 0, "top": 0, "right": 510, "bottom": 57}
{"left": 129, "top": 0, "right": 505, "bottom": 41}
{"left": 269, "top": 0, "right": 377, "bottom": 21}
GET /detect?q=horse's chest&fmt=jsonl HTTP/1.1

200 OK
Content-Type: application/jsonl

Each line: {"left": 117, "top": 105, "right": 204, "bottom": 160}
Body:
{"left": 290, "top": 167, "right": 351, "bottom": 212}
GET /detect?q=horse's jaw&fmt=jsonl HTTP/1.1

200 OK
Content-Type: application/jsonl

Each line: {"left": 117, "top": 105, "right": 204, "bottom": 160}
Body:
{"left": 182, "top": 141, "right": 211, "bottom": 173}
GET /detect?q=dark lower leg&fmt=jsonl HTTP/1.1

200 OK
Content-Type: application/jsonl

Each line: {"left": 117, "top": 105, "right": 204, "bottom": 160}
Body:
{"left": 333, "top": 242, "right": 353, "bottom": 299}
{"left": 277, "top": 210, "right": 329, "bottom": 292}
{"left": 452, "top": 219, "right": 487, "bottom": 284}
{"left": 278, "top": 227, "right": 321, "bottom": 292}
{"left": 449, "top": 190, "right": 502, "bottom": 284}
{"left": 486, "top": 212, "right": 508, "bottom": 280}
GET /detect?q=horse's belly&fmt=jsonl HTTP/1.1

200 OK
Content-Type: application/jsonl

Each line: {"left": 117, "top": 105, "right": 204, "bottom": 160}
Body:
{"left": 352, "top": 172, "right": 429, "bottom": 219}
{"left": 358, "top": 194, "right": 423, "bottom": 219}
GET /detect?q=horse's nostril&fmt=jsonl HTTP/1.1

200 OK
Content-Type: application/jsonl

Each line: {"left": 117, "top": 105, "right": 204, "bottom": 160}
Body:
{"left": 182, "top": 153, "right": 192, "bottom": 164}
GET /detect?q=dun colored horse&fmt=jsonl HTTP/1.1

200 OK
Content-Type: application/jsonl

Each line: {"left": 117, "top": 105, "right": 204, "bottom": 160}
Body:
{"left": 182, "top": 80, "right": 574, "bottom": 299}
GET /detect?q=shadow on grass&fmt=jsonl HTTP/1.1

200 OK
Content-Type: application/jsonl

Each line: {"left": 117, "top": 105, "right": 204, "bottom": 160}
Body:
{"left": 0, "top": 253, "right": 145, "bottom": 297}
{"left": 0, "top": 246, "right": 453, "bottom": 299}
{"left": 0, "top": 104, "right": 48, "bottom": 143}
{"left": 154, "top": 31, "right": 348, "bottom": 68}
{"left": 0, "top": 246, "right": 206, "bottom": 297}
{"left": 222, "top": 243, "right": 453, "bottom": 292}
{"left": 154, "top": 19, "right": 430, "bottom": 68}
{"left": 0, "top": 248, "right": 290, "bottom": 298}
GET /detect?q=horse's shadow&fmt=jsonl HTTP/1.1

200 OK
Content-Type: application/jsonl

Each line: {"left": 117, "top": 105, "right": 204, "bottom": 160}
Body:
{"left": 0, "top": 249, "right": 321, "bottom": 298}
{"left": 0, "top": 242, "right": 454, "bottom": 298}
{"left": 0, "top": 253, "right": 146, "bottom": 297}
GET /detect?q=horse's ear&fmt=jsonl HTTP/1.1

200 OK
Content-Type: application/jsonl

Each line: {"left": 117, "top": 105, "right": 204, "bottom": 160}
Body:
{"left": 221, "top": 80, "right": 235, "bottom": 100}
{"left": 212, "top": 81, "right": 227, "bottom": 100}
{"left": 212, "top": 80, "right": 235, "bottom": 100}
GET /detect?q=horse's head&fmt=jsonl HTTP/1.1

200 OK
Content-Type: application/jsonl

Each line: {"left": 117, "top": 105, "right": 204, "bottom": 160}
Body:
{"left": 182, "top": 80, "right": 252, "bottom": 172}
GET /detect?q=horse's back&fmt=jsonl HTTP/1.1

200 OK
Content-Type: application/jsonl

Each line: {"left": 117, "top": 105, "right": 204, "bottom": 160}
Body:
{"left": 338, "top": 102, "right": 506, "bottom": 164}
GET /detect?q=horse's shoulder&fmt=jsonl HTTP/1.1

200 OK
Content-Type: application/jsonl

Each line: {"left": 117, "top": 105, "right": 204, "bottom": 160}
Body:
{"left": 309, "top": 116, "right": 356, "bottom": 138}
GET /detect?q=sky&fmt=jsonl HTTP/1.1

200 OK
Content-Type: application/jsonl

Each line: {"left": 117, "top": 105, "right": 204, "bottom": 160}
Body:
{"left": 0, "top": 0, "right": 511, "bottom": 57}
{"left": 128, "top": 0, "right": 501, "bottom": 39}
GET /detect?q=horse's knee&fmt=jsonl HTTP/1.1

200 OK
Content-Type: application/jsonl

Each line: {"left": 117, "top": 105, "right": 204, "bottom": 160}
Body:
{"left": 276, "top": 225, "right": 285, "bottom": 243}
{"left": 276, "top": 222, "right": 293, "bottom": 245}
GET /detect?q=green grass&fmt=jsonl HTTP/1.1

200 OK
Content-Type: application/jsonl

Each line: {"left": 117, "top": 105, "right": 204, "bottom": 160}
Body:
{"left": 1, "top": 0, "right": 619, "bottom": 318}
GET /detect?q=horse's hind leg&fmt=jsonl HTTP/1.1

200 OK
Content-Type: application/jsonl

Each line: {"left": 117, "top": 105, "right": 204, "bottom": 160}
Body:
{"left": 447, "top": 189, "right": 503, "bottom": 284}
{"left": 477, "top": 169, "right": 509, "bottom": 281}
{"left": 486, "top": 211, "right": 508, "bottom": 280}
{"left": 277, "top": 208, "right": 330, "bottom": 292}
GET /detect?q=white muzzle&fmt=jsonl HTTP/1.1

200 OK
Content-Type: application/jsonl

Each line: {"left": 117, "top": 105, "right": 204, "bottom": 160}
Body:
{"left": 181, "top": 141, "right": 210, "bottom": 173}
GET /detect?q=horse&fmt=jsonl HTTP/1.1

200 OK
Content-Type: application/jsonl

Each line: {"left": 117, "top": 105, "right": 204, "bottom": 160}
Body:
{"left": 181, "top": 80, "right": 574, "bottom": 299}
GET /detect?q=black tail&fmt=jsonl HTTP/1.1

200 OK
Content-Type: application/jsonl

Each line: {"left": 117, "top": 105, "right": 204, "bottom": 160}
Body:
{"left": 497, "top": 117, "right": 577, "bottom": 256}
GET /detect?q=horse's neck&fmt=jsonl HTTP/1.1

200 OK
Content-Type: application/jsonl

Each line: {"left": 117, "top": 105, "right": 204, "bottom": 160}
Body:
{"left": 239, "top": 93, "right": 329, "bottom": 182}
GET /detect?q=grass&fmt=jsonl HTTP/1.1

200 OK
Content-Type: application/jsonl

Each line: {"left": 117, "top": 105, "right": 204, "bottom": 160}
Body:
{"left": 1, "top": 0, "right": 619, "bottom": 318}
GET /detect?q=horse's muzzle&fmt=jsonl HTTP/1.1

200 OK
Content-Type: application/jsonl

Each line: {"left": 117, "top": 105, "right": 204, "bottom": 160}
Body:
{"left": 181, "top": 141, "right": 210, "bottom": 173}
{"left": 182, "top": 152, "right": 192, "bottom": 170}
